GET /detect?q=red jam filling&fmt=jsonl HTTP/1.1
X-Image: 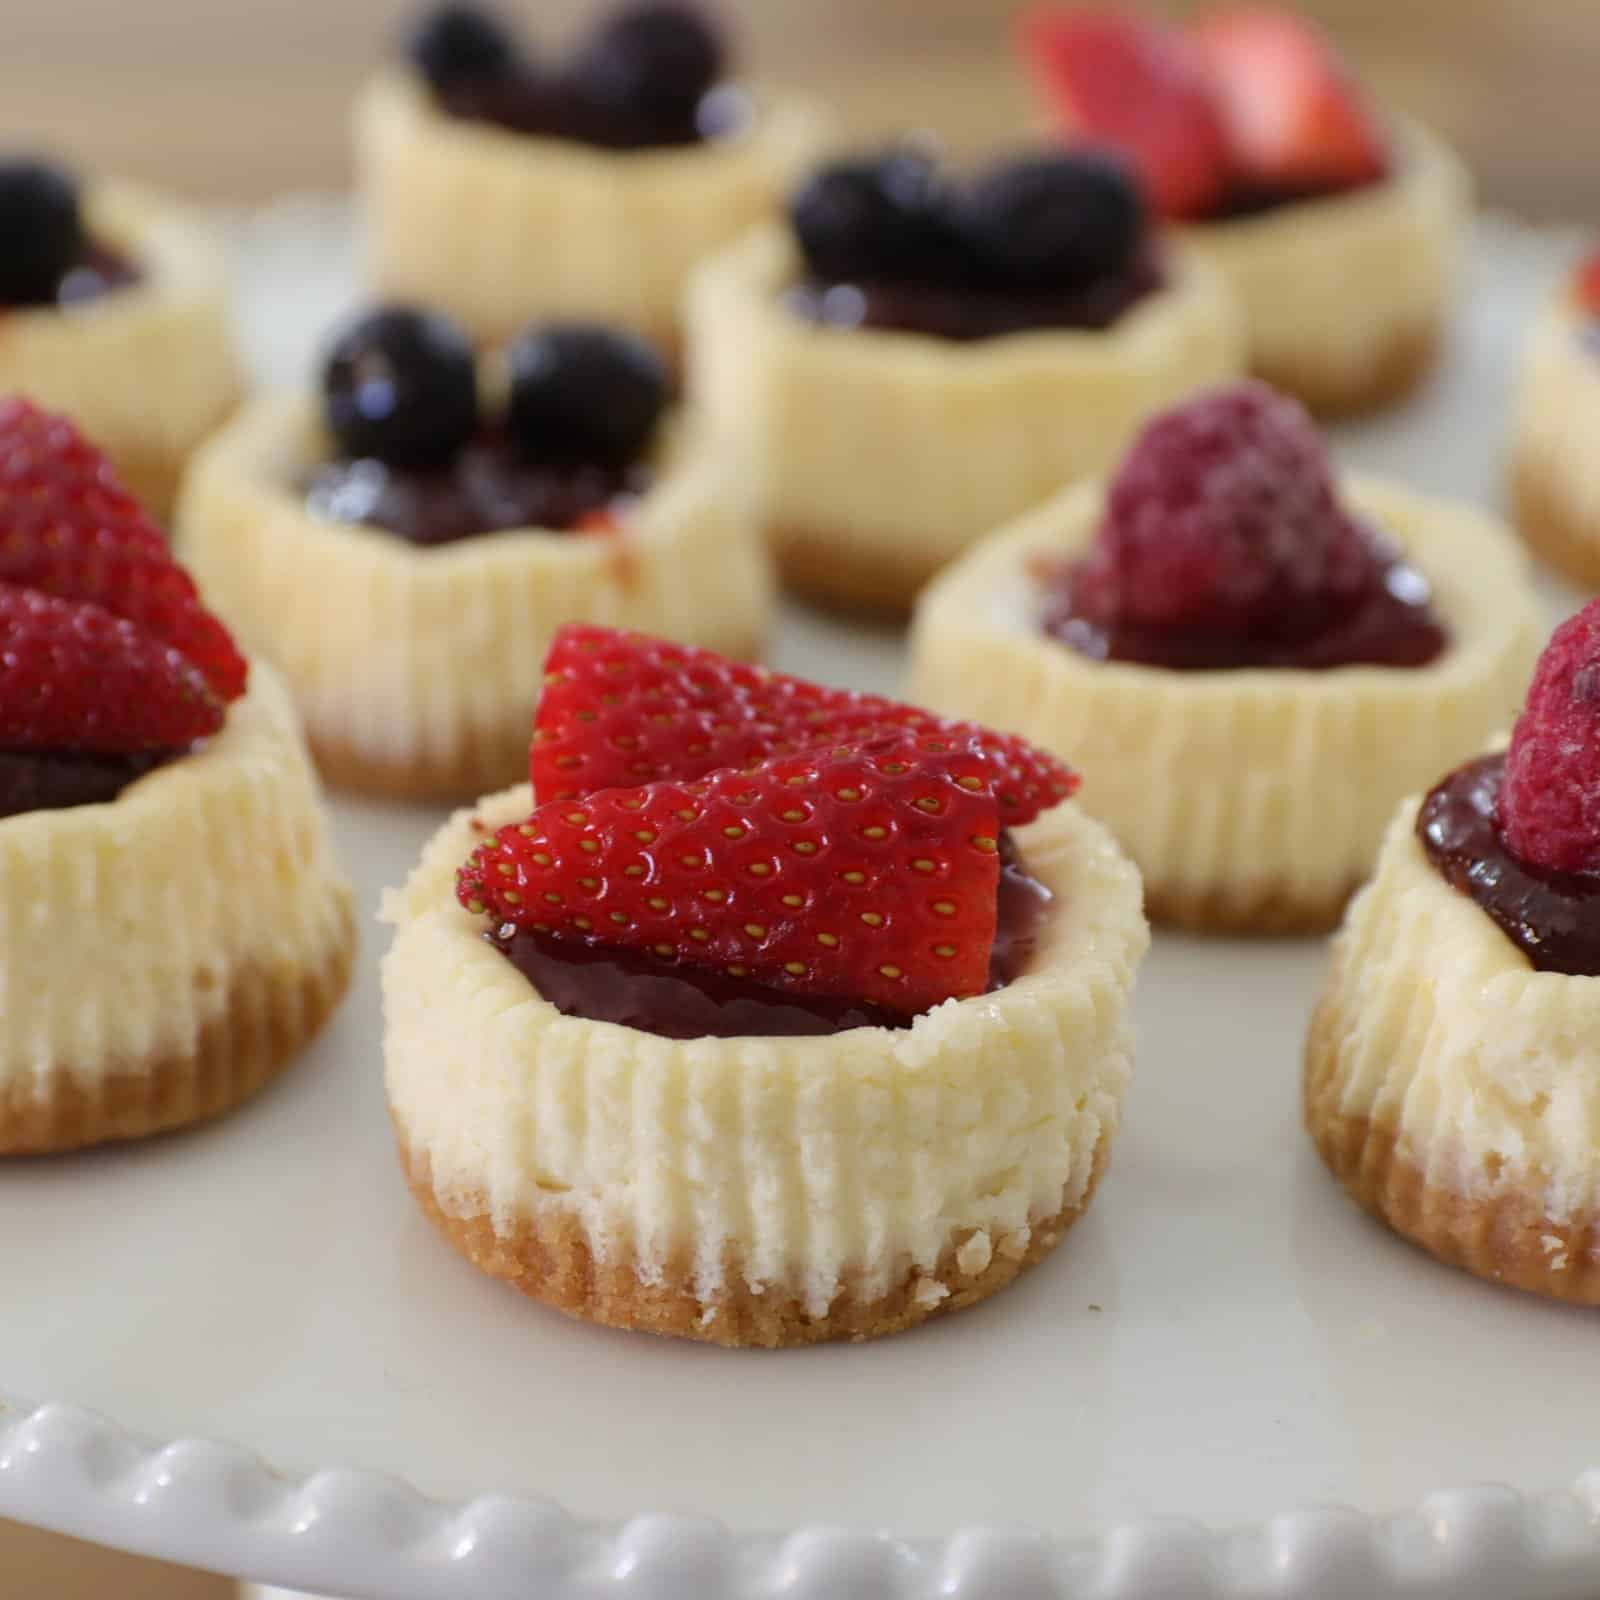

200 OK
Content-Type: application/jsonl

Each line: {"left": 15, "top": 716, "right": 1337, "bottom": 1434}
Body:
{"left": 487, "top": 833, "right": 1053, "bottom": 1039}
{"left": 1418, "top": 753, "right": 1600, "bottom": 976}
{"left": 0, "top": 748, "right": 172, "bottom": 820}
{"left": 304, "top": 434, "right": 649, "bottom": 547}
{"left": 1039, "top": 547, "right": 1448, "bottom": 672}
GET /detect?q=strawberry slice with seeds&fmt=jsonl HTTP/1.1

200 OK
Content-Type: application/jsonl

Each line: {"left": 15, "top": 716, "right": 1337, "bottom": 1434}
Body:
{"left": 0, "top": 583, "right": 224, "bottom": 752}
{"left": 0, "top": 398, "right": 248, "bottom": 701}
{"left": 1190, "top": 7, "right": 1389, "bottom": 192}
{"left": 531, "top": 624, "right": 1078, "bottom": 824}
{"left": 1019, "top": 8, "right": 1232, "bottom": 220}
{"left": 462, "top": 735, "right": 1005, "bottom": 1017}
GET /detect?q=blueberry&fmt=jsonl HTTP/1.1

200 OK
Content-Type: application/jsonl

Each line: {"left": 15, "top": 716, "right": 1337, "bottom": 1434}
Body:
{"left": 322, "top": 307, "right": 479, "bottom": 468}
{"left": 788, "top": 150, "right": 968, "bottom": 286}
{"left": 959, "top": 153, "right": 1144, "bottom": 293}
{"left": 566, "top": 3, "right": 724, "bottom": 148}
{"left": 0, "top": 160, "right": 84, "bottom": 306}
{"left": 506, "top": 325, "right": 669, "bottom": 468}
{"left": 407, "top": 4, "right": 519, "bottom": 92}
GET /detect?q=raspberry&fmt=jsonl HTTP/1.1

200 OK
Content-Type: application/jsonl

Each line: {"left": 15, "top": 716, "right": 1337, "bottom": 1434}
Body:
{"left": 1498, "top": 600, "right": 1600, "bottom": 875}
{"left": 1084, "top": 380, "right": 1375, "bottom": 630}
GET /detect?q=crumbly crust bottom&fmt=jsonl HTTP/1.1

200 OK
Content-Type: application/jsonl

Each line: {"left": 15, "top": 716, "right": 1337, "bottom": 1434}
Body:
{"left": 1304, "top": 994, "right": 1600, "bottom": 1305}
{"left": 1255, "top": 319, "right": 1442, "bottom": 421}
{"left": 1509, "top": 451, "right": 1600, "bottom": 592}
{"left": 772, "top": 525, "right": 950, "bottom": 618}
{"left": 1144, "top": 875, "right": 1363, "bottom": 936}
{"left": 398, "top": 1135, "right": 1106, "bottom": 1348}
{"left": 309, "top": 629, "right": 768, "bottom": 800}
{"left": 0, "top": 902, "right": 356, "bottom": 1156}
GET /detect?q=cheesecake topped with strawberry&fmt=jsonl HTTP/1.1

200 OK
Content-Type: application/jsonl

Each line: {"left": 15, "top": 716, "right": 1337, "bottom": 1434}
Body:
{"left": 457, "top": 625, "right": 1075, "bottom": 1036}
{"left": 0, "top": 398, "right": 247, "bottom": 817}
{"left": 0, "top": 401, "right": 354, "bottom": 1156}
{"left": 383, "top": 627, "right": 1148, "bottom": 1345}
{"left": 1020, "top": 5, "right": 1469, "bottom": 416}
{"left": 303, "top": 307, "right": 666, "bottom": 546}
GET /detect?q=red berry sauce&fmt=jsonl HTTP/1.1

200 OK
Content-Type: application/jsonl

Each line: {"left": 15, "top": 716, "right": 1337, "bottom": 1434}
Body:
{"left": 0, "top": 747, "right": 171, "bottom": 821}
{"left": 488, "top": 833, "right": 1053, "bottom": 1039}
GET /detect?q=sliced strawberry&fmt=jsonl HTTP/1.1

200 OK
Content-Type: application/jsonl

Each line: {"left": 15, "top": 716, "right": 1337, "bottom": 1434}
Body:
{"left": 0, "top": 398, "right": 248, "bottom": 701}
{"left": 1575, "top": 251, "right": 1600, "bottom": 317}
{"left": 1019, "top": 8, "right": 1231, "bottom": 220}
{"left": 531, "top": 624, "right": 1079, "bottom": 823}
{"left": 0, "top": 583, "right": 224, "bottom": 753}
{"left": 462, "top": 735, "right": 1004, "bottom": 1016}
{"left": 1190, "top": 7, "right": 1389, "bottom": 192}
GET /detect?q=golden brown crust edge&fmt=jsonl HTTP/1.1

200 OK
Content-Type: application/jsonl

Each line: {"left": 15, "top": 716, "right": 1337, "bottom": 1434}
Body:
{"left": 1510, "top": 451, "right": 1600, "bottom": 593}
{"left": 0, "top": 897, "right": 357, "bottom": 1156}
{"left": 398, "top": 1134, "right": 1106, "bottom": 1347}
{"left": 1304, "top": 992, "right": 1600, "bottom": 1305}
{"left": 1143, "top": 876, "right": 1362, "bottom": 936}
{"left": 1256, "top": 320, "right": 1443, "bottom": 422}
{"left": 771, "top": 525, "right": 949, "bottom": 618}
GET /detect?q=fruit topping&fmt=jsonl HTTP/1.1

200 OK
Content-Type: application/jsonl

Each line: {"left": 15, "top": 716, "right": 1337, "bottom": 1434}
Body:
{"left": 530, "top": 624, "right": 1079, "bottom": 821}
{"left": 1019, "top": 10, "right": 1231, "bottom": 220}
{"left": 1018, "top": 5, "right": 1389, "bottom": 218}
{"left": 959, "top": 151, "right": 1145, "bottom": 293}
{"left": 1574, "top": 250, "right": 1600, "bottom": 319}
{"left": 0, "top": 399, "right": 249, "bottom": 700}
{"left": 1073, "top": 380, "right": 1372, "bottom": 629}
{"left": 0, "top": 158, "right": 87, "bottom": 306}
{"left": 461, "top": 734, "right": 1008, "bottom": 1017}
{"left": 407, "top": 3, "right": 519, "bottom": 92}
{"left": 564, "top": 3, "right": 724, "bottom": 147}
{"left": 1191, "top": 6, "right": 1389, "bottom": 191}
{"left": 322, "top": 306, "right": 479, "bottom": 469}
{"left": 0, "top": 584, "right": 223, "bottom": 753}
{"left": 1498, "top": 600, "right": 1600, "bottom": 876}
{"left": 506, "top": 324, "right": 669, "bottom": 469}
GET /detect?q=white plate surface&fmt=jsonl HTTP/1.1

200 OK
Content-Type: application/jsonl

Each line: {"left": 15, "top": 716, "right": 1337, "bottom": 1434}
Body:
{"left": 2, "top": 205, "right": 1599, "bottom": 1600}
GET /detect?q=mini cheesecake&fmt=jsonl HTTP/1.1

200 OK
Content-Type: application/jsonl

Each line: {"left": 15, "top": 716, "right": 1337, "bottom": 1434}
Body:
{"left": 1308, "top": 603, "right": 1600, "bottom": 1303}
{"left": 1509, "top": 250, "right": 1600, "bottom": 588}
{"left": 356, "top": 3, "right": 828, "bottom": 350}
{"left": 1022, "top": 8, "right": 1468, "bottom": 417}
{"left": 687, "top": 145, "right": 1241, "bottom": 615}
{"left": 0, "top": 401, "right": 353, "bottom": 1156}
{"left": 177, "top": 310, "right": 771, "bottom": 800}
{"left": 0, "top": 163, "right": 241, "bottom": 517}
{"left": 909, "top": 382, "right": 1539, "bottom": 932}
{"left": 382, "top": 626, "right": 1148, "bottom": 1346}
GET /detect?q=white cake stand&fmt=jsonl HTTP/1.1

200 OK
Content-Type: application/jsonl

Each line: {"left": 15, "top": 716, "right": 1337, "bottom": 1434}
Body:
{"left": 3, "top": 205, "right": 1599, "bottom": 1600}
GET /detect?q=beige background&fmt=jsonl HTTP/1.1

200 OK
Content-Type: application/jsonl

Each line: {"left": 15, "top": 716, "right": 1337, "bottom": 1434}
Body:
{"left": 0, "top": 0, "right": 1596, "bottom": 216}
{"left": 1, "top": 0, "right": 1596, "bottom": 1593}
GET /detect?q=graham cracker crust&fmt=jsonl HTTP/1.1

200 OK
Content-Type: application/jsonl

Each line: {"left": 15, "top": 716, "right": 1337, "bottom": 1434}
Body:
{"left": 398, "top": 1135, "right": 1106, "bottom": 1347}
{"left": 1510, "top": 451, "right": 1600, "bottom": 591}
{"left": 772, "top": 525, "right": 953, "bottom": 619}
{"left": 1304, "top": 994, "right": 1600, "bottom": 1305}
{"left": 309, "top": 630, "right": 768, "bottom": 801}
{"left": 1255, "top": 320, "right": 1443, "bottom": 421}
{"left": 1144, "top": 875, "right": 1362, "bottom": 936}
{"left": 0, "top": 899, "right": 356, "bottom": 1156}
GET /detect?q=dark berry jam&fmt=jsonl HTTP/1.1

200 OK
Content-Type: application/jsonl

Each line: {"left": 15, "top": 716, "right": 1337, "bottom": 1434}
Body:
{"left": 1040, "top": 551, "right": 1448, "bottom": 672}
{"left": 1418, "top": 753, "right": 1600, "bottom": 977}
{"left": 785, "top": 247, "right": 1165, "bottom": 343}
{"left": 0, "top": 748, "right": 171, "bottom": 821}
{"left": 488, "top": 834, "right": 1054, "bottom": 1040}
{"left": 304, "top": 435, "right": 649, "bottom": 547}
{"left": 1202, "top": 173, "right": 1387, "bottom": 224}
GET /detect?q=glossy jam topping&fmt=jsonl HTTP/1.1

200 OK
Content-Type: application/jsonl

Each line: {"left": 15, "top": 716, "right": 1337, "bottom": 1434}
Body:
{"left": 1039, "top": 548, "right": 1448, "bottom": 671}
{"left": 6, "top": 241, "right": 141, "bottom": 311}
{"left": 0, "top": 748, "right": 170, "bottom": 821}
{"left": 1202, "top": 176, "right": 1380, "bottom": 223}
{"left": 1418, "top": 753, "right": 1600, "bottom": 977}
{"left": 488, "top": 833, "right": 1054, "bottom": 1039}
{"left": 785, "top": 248, "right": 1165, "bottom": 342}
{"left": 304, "top": 435, "right": 649, "bottom": 547}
